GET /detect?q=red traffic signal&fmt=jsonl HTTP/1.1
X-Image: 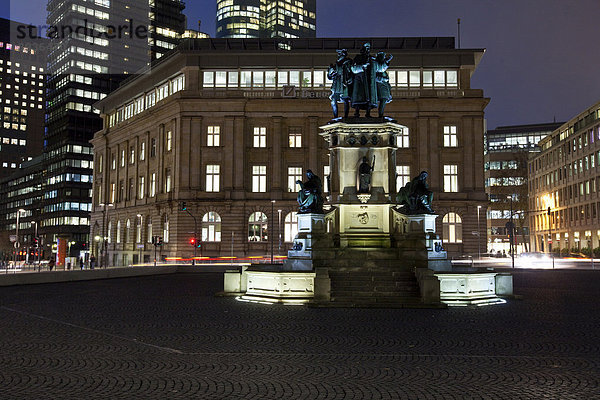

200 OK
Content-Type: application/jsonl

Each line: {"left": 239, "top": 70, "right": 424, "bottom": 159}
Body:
{"left": 189, "top": 238, "right": 196, "bottom": 246}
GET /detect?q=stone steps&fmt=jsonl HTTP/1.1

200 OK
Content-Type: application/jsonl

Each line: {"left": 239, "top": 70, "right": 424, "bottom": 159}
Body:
{"left": 325, "top": 266, "right": 422, "bottom": 306}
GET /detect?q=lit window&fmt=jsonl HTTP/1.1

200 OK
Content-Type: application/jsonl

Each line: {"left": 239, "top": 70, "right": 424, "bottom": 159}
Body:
{"left": 397, "top": 128, "right": 410, "bottom": 148}
{"left": 323, "top": 166, "right": 330, "bottom": 193}
{"left": 165, "top": 168, "right": 172, "bottom": 193}
{"left": 252, "top": 165, "right": 267, "bottom": 192}
{"left": 166, "top": 131, "right": 172, "bottom": 151}
{"left": 443, "top": 213, "right": 463, "bottom": 243}
{"left": 253, "top": 127, "right": 266, "bottom": 148}
{"left": 288, "top": 167, "right": 302, "bottom": 192}
{"left": 120, "top": 150, "right": 125, "bottom": 167}
{"left": 150, "top": 173, "right": 156, "bottom": 197}
{"left": 202, "top": 212, "right": 221, "bottom": 242}
{"left": 284, "top": 212, "right": 298, "bottom": 242}
{"left": 288, "top": 128, "right": 302, "bottom": 147}
{"left": 444, "top": 165, "right": 458, "bottom": 192}
{"left": 207, "top": 126, "right": 220, "bottom": 147}
{"left": 248, "top": 212, "right": 268, "bottom": 242}
{"left": 138, "top": 176, "right": 145, "bottom": 199}
{"left": 443, "top": 125, "right": 458, "bottom": 147}
{"left": 206, "top": 165, "right": 220, "bottom": 192}
{"left": 396, "top": 165, "right": 411, "bottom": 190}
{"left": 140, "top": 142, "right": 145, "bottom": 161}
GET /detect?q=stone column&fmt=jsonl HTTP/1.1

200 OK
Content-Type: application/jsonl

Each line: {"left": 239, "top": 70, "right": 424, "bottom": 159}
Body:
{"left": 271, "top": 116, "right": 283, "bottom": 196}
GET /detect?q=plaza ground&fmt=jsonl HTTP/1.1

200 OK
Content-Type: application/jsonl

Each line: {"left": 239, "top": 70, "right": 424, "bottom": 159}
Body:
{"left": 0, "top": 270, "right": 598, "bottom": 399}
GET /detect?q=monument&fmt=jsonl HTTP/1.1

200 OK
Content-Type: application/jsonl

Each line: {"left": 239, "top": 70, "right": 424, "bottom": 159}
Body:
{"left": 224, "top": 44, "right": 512, "bottom": 307}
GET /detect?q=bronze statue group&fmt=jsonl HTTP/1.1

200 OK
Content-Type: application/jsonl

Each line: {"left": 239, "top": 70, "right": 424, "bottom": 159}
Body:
{"left": 328, "top": 43, "right": 393, "bottom": 119}
{"left": 295, "top": 43, "right": 434, "bottom": 216}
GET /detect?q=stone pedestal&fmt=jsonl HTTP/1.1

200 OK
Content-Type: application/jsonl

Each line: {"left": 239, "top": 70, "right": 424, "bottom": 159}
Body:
{"left": 284, "top": 213, "right": 333, "bottom": 271}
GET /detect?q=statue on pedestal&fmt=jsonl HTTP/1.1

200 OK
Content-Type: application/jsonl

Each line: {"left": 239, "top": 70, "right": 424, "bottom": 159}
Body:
{"left": 328, "top": 49, "right": 353, "bottom": 119}
{"left": 350, "top": 43, "right": 376, "bottom": 118}
{"left": 396, "top": 171, "right": 435, "bottom": 214}
{"left": 358, "top": 155, "right": 375, "bottom": 193}
{"left": 296, "top": 170, "right": 324, "bottom": 214}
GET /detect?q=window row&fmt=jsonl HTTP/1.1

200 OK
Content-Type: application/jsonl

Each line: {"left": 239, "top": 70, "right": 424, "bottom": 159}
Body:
{"left": 103, "top": 211, "right": 464, "bottom": 245}
{"left": 202, "top": 69, "right": 459, "bottom": 90}
{"left": 108, "top": 74, "right": 185, "bottom": 127}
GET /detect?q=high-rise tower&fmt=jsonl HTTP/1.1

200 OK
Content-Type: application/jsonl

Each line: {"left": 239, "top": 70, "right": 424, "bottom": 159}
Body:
{"left": 216, "top": 0, "right": 316, "bottom": 39}
{"left": 40, "top": 0, "right": 186, "bottom": 259}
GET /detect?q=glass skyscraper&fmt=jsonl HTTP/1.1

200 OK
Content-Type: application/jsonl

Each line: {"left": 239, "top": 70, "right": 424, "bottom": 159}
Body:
{"left": 216, "top": 0, "right": 316, "bottom": 39}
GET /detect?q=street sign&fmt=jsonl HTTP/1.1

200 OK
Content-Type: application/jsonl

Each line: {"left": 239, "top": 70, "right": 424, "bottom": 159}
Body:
{"left": 9, "top": 235, "right": 16, "bottom": 243}
{"left": 136, "top": 244, "right": 144, "bottom": 249}
{"left": 14, "top": 242, "right": 20, "bottom": 248}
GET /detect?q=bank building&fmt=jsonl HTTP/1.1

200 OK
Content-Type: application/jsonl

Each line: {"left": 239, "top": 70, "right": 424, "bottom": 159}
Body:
{"left": 90, "top": 37, "right": 488, "bottom": 266}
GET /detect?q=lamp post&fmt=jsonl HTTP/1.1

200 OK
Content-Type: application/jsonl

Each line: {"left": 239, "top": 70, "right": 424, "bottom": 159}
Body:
{"left": 507, "top": 195, "right": 514, "bottom": 269}
{"left": 547, "top": 207, "right": 555, "bottom": 269}
{"left": 278, "top": 209, "right": 282, "bottom": 255}
{"left": 137, "top": 214, "right": 143, "bottom": 265}
{"left": 271, "top": 200, "right": 275, "bottom": 264}
{"left": 13, "top": 208, "right": 26, "bottom": 272}
{"left": 31, "top": 221, "right": 37, "bottom": 270}
{"left": 179, "top": 203, "right": 198, "bottom": 266}
{"left": 477, "top": 205, "right": 482, "bottom": 260}
{"left": 99, "top": 203, "right": 113, "bottom": 269}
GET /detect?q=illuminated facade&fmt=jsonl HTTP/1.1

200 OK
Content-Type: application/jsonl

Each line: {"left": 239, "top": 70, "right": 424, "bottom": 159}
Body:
{"left": 0, "top": 1, "right": 186, "bottom": 264}
{"left": 529, "top": 101, "right": 600, "bottom": 254}
{"left": 0, "top": 18, "right": 47, "bottom": 179}
{"left": 90, "top": 37, "right": 489, "bottom": 266}
{"left": 216, "top": 0, "right": 316, "bottom": 39}
{"left": 484, "top": 122, "right": 562, "bottom": 254}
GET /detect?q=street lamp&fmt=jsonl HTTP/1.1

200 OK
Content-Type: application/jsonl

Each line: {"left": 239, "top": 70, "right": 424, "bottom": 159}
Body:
{"left": 506, "top": 195, "right": 514, "bottom": 269}
{"left": 271, "top": 200, "right": 276, "bottom": 264}
{"left": 278, "top": 209, "right": 282, "bottom": 255}
{"left": 137, "top": 214, "right": 143, "bottom": 264}
{"left": 477, "top": 205, "right": 482, "bottom": 260}
{"left": 547, "top": 206, "right": 555, "bottom": 269}
{"left": 99, "top": 203, "right": 114, "bottom": 269}
{"left": 13, "top": 208, "right": 26, "bottom": 272}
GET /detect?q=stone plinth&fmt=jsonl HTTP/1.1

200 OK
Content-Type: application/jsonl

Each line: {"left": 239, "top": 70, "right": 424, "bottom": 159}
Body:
{"left": 241, "top": 270, "right": 316, "bottom": 304}
{"left": 435, "top": 272, "right": 506, "bottom": 306}
{"left": 284, "top": 213, "right": 334, "bottom": 271}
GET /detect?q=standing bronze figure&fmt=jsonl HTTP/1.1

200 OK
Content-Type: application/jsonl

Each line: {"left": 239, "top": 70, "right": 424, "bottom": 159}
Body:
{"left": 373, "top": 52, "right": 393, "bottom": 118}
{"left": 358, "top": 155, "right": 376, "bottom": 193}
{"left": 328, "top": 49, "right": 353, "bottom": 119}
{"left": 350, "top": 43, "right": 377, "bottom": 118}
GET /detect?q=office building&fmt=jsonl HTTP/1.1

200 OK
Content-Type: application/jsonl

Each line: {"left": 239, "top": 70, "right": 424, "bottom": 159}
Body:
{"left": 0, "top": 1, "right": 187, "bottom": 266}
{"left": 90, "top": 36, "right": 488, "bottom": 266}
{"left": 529, "top": 100, "right": 600, "bottom": 254}
{"left": 216, "top": 0, "right": 316, "bottom": 39}
{"left": 0, "top": 18, "right": 47, "bottom": 179}
{"left": 484, "top": 122, "right": 562, "bottom": 254}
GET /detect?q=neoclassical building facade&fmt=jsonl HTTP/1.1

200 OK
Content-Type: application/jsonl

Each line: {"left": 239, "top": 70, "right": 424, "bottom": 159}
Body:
{"left": 91, "top": 37, "right": 489, "bottom": 266}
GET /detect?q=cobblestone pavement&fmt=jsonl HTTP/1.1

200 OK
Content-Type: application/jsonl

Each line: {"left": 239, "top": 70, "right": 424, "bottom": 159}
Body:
{"left": 0, "top": 270, "right": 598, "bottom": 399}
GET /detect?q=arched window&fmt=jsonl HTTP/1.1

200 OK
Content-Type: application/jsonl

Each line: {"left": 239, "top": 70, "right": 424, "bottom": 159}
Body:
{"left": 107, "top": 221, "right": 112, "bottom": 244}
{"left": 162, "top": 214, "right": 169, "bottom": 243}
{"left": 284, "top": 212, "right": 298, "bottom": 242}
{"left": 443, "top": 213, "right": 463, "bottom": 243}
{"left": 146, "top": 216, "right": 153, "bottom": 243}
{"left": 202, "top": 212, "right": 221, "bottom": 242}
{"left": 126, "top": 219, "right": 131, "bottom": 243}
{"left": 136, "top": 216, "right": 142, "bottom": 243}
{"left": 116, "top": 220, "right": 121, "bottom": 243}
{"left": 248, "top": 212, "right": 267, "bottom": 242}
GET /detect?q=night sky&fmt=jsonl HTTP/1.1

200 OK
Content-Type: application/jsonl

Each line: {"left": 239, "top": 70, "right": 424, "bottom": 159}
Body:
{"left": 4, "top": 0, "right": 599, "bottom": 129}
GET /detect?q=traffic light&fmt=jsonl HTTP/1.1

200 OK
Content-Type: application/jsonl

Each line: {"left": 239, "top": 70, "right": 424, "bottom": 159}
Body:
{"left": 189, "top": 237, "right": 196, "bottom": 246}
{"left": 181, "top": 202, "right": 187, "bottom": 211}
{"left": 33, "top": 237, "right": 39, "bottom": 248}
